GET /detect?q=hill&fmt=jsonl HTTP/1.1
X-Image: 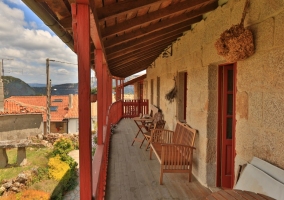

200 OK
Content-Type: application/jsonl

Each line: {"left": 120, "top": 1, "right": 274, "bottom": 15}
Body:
{"left": 2, "top": 76, "right": 35, "bottom": 98}
{"left": 33, "top": 83, "right": 78, "bottom": 95}
{"left": 2, "top": 75, "right": 137, "bottom": 98}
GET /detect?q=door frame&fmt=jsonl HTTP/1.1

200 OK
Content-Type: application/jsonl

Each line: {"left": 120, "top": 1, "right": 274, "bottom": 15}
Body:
{"left": 216, "top": 63, "right": 237, "bottom": 188}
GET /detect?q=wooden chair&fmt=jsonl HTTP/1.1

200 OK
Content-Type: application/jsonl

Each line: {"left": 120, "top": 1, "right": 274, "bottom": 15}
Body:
{"left": 140, "top": 120, "right": 166, "bottom": 150}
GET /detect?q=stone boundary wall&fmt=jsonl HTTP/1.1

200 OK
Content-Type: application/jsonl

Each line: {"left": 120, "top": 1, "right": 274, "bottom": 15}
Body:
{"left": 145, "top": 0, "right": 284, "bottom": 187}
{"left": 0, "top": 114, "right": 43, "bottom": 140}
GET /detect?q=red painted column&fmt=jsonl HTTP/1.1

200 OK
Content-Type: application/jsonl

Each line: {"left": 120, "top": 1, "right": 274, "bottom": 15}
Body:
{"left": 110, "top": 76, "right": 112, "bottom": 104}
{"left": 72, "top": 3, "right": 92, "bottom": 199}
{"left": 95, "top": 49, "right": 103, "bottom": 145}
{"left": 121, "top": 80, "right": 124, "bottom": 100}
{"left": 102, "top": 64, "right": 108, "bottom": 125}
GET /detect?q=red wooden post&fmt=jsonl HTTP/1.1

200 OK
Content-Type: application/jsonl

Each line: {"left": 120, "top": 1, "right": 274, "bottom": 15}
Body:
{"left": 71, "top": 3, "right": 92, "bottom": 199}
{"left": 95, "top": 49, "right": 103, "bottom": 145}
{"left": 109, "top": 76, "right": 111, "bottom": 105}
{"left": 103, "top": 64, "right": 108, "bottom": 126}
{"left": 122, "top": 80, "right": 124, "bottom": 100}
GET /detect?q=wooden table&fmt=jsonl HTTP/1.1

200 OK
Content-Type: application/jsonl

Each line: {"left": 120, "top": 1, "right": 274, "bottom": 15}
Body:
{"left": 205, "top": 189, "right": 275, "bottom": 200}
{"left": 131, "top": 116, "right": 153, "bottom": 146}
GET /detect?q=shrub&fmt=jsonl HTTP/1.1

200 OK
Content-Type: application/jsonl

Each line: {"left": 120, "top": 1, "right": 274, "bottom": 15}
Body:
{"left": 20, "top": 190, "right": 50, "bottom": 200}
{"left": 51, "top": 138, "right": 74, "bottom": 157}
{"left": 48, "top": 155, "right": 70, "bottom": 182}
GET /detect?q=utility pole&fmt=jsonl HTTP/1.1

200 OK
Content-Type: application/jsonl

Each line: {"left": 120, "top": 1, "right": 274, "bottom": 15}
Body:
{"left": 1, "top": 58, "right": 13, "bottom": 77}
{"left": 0, "top": 58, "right": 13, "bottom": 112}
{"left": 46, "top": 58, "right": 52, "bottom": 134}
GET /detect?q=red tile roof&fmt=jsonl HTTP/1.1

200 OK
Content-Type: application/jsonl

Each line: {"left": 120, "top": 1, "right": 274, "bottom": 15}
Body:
{"left": 3, "top": 95, "right": 78, "bottom": 122}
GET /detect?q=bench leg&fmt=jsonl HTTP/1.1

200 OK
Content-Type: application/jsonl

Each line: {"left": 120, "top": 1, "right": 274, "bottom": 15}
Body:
{"left": 0, "top": 149, "right": 8, "bottom": 168}
{"left": 149, "top": 147, "right": 152, "bottom": 159}
{"left": 189, "top": 163, "right": 192, "bottom": 182}
{"left": 17, "top": 147, "right": 26, "bottom": 166}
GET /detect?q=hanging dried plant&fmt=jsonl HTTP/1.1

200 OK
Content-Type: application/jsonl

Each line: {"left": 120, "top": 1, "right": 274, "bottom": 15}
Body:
{"left": 215, "top": 0, "right": 254, "bottom": 62}
{"left": 165, "top": 77, "right": 177, "bottom": 103}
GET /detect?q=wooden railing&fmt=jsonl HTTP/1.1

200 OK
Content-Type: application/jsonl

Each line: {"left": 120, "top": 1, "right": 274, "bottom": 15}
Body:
{"left": 92, "top": 100, "right": 123, "bottom": 199}
{"left": 123, "top": 99, "right": 149, "bottom": 118}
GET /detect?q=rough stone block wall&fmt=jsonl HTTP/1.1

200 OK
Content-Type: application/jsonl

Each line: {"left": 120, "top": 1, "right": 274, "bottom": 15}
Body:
{"left": 0, "top": 114, "right": 43, "bottom": 140}
{"left": 146, "top": 0, "right": 284, "bottom": 187}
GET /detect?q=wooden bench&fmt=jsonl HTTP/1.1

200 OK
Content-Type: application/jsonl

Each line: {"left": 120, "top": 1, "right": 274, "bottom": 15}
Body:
{"left": 149, "top": 121, "right": 197, "bottom": 184}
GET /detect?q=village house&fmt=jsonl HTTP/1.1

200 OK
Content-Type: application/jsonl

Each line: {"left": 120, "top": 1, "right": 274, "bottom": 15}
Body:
{"left": 4, "top": 95, "right": 80, "bottom": 134}
{"left": 21, "top": 0, "right": 284, "bottom": 199}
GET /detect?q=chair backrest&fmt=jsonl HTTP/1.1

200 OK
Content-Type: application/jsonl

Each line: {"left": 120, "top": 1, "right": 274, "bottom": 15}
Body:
{"left": 173, "top": 122, "right": 196, "bottom": 146}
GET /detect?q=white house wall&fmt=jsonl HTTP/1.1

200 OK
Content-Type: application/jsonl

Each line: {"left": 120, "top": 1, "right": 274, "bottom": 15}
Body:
{"left": 68, "top": 118, "right": 79, "bottom": 133}
{"left": 146, "top": 0, "right": 284, "bottom": 187}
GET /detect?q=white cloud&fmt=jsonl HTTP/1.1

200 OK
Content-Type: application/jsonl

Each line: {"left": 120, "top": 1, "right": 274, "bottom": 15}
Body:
{"left": 0, "top": 1, "right": 78, "bottom": 84}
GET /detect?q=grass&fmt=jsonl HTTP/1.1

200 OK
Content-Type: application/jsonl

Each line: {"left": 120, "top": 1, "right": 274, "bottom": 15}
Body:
{"left": 0, "top": 145, "right": 79, "bottom": 199}
{"left": 0, "top": 147, "right": 51, "bottom": 182}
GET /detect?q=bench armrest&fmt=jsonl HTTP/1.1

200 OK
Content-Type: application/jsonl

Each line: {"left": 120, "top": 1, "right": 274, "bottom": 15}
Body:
{"left": 151, "top": 129, "right": 174, "bottom": 143}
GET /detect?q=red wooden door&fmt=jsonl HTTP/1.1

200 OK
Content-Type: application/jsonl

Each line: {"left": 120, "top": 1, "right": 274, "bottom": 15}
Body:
{"left": 218, "top": 64, "right": 236, "bottom": 189}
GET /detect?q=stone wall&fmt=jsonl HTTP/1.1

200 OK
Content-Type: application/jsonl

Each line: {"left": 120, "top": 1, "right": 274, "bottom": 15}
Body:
{"left": 145, "top": 0, "right": 284, "bottom": 187}
{"left": 0, "top": 114, "right": 43, "bottom": 140}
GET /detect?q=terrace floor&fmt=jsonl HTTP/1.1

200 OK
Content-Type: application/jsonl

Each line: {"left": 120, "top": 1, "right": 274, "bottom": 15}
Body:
{"left": 105, "top": 118, "right": 212, "bottom": 200}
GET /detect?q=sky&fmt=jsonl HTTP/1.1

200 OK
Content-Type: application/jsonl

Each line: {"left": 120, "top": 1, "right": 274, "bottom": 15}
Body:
{"left": 0, "top": 0, "right": 78, "bottom": 85}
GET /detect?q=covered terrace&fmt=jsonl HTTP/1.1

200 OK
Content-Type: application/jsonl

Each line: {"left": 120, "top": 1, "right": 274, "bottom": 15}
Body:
{"left": 21, "top": 0, "right": 221, "bottom": 198}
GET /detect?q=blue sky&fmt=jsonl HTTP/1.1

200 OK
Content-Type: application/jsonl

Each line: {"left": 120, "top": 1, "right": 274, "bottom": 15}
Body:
{"left": 0, "top": 0, "right": 78, "bottom": 84}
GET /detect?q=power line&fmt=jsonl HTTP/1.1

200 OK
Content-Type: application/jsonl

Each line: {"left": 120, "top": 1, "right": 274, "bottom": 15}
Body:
{"left": 49, "top": 59, "right": 77, "bottom": 65}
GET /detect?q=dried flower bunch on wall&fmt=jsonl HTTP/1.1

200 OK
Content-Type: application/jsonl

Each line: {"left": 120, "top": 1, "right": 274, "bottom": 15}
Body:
{"left": 165, "top": 77, "right": 177, "bottom": 103}
{"left": 215, "top": 0, "right": 254, "bottom": 62}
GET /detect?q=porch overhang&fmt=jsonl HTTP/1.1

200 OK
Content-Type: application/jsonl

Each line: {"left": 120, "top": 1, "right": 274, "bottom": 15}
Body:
{"left": 22, "top": 0, "right": 224, "bottom": 78}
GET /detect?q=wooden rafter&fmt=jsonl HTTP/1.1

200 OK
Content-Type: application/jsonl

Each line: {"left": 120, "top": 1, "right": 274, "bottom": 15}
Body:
{"left": 107, "top": 34, "right": 182, "bottom": 56}
{"left": 106, "top": 26, "right": 189, "bottom": 55}
{"left": 101, "top": 0, "right": 211, "bottom": 38}
{"left": 97, "top": 0, "right": 165, "bottom": 21}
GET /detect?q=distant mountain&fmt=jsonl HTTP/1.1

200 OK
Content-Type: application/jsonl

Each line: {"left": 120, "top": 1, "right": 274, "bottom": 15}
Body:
{"left": 2, "top": 75, "right": 136, "bottom": 98}
{"left": 28, "top": 83, "right": 46, "bottom": 87}
{"left": 3, "top": 76, "right": 36, "bottom": 98}
{"left": 32, "top": 83, "right": 78, "bottom": 96}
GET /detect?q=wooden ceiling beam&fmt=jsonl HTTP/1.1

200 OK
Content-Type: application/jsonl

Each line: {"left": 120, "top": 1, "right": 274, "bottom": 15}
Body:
{"left": 104, "top": 16, "right": 202, "bottom": 48}
{"left": 105, "top": 21, "right": 191, "bottom": 49}
{"left": 110, "top": 50, "right": 162, "bottom": 68}
{"left": 111, "top": 57, "right": 156, "bottom": 75}
{"left": 107, "top": 43, "right": 167, "bottom": 62}
{"left": 107, "top": 38, "right": 176, "bottom": 60}
{"left": 106, "top": 26, "right": 189, "bottom": 55}
{"left": 97, "top": 0, "right": 165, "bottom": 21}
{"left": 116, "top": 57, "right": 155, "bottom": 76}
{"left": 113, "top": 66, "right": 148, "bottom": 78}
{"left": 112, "top": 54, "right": 159, "bottom": 70}
{"left": 101, "top": 0, "right": 211, "bottom": 38}
{"left": 109, "top": 46, "right": 165, "bottom": 66}
{"left": 107, "top": 33, "right": 182, "bottom": 56}
{"left": 103, "top": 1, "right": 218, "bottom": 46}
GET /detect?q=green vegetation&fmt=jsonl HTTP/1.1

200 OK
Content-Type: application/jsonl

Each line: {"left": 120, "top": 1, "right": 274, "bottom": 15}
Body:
{"left": 0, "top": 148, "right": 51, "bottom": 182}
{"left": 91, "top": 87, "right": 97, "bottom": 94}
{"left": 0, "top": 138, "right": 78, "bottom": 199}
{"left": 2, "top": 76, "right": 36, "bottom": 98}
